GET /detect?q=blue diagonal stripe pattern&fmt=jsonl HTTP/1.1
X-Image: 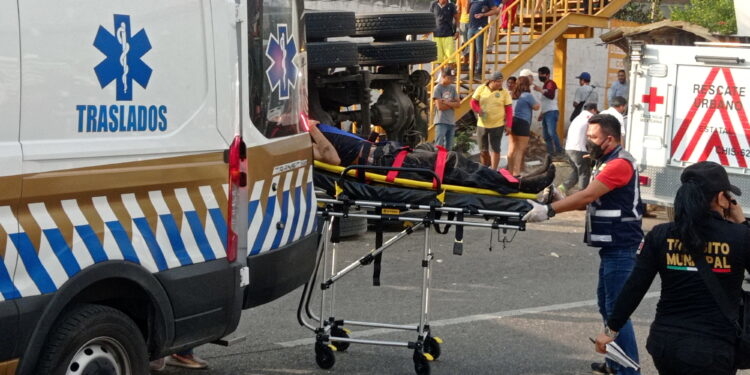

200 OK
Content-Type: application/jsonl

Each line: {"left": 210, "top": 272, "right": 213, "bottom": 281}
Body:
{"left": 300, "top": 182, "right": 314, "bottom": 236}
{"left": 10, "top": 233, "right": 56, "bottom": 294}
{"left": 75, "top": 225, "right": 108, "bottom": 263}
{"left": 185, "top": 211, "right": 215, "bottom": 261}
{"left": 159, "top": 214, "right": 192, "bottom": 266}
{"left": 42, "top": 229, "right": 81, "bottom": 277}
{"left": 271, "top": 190, "right": 290, "bottom": 250}
{"left": 0, "top": 260, "right": 21, "bottom": 300}
{"left": 132, "top": 218, "right": 168, "bottom": 271}
{"left": 250, "top": 195, "right": 276, "bottom": 255}
{"left": 208, "top": 208, "right": 227, "bottom": 251}
{"left": 106, "top": 221, "right": 141, "bottom": 264}
{"left": 286, "top": 186, "right": 302, "bottom": 246}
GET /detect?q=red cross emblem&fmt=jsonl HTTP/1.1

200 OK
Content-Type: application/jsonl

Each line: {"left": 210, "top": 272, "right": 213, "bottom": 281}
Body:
{"left": 641, "top": 87, "right": 664, "bottom": 112}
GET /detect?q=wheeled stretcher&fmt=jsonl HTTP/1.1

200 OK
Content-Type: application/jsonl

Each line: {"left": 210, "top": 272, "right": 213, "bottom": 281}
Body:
{"left": 297, "top": 161, "right": 534, "bottom": 375}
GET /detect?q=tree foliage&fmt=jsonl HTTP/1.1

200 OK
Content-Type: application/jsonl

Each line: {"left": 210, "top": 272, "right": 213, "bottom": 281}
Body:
{"left": 614, "top": 0, "right": 664, "bottom": 24}
{"left": 670, "top": 0, "right": 737, "bottom": 35}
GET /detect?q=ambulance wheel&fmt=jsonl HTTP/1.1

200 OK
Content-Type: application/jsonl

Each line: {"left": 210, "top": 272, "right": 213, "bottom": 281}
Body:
{"left": 413, "top": 350, "right": 431, "bottom": 375}
{"left": 307, "top": 41, "right": 359, "bottom": 70}
{"left": 353, "top": 13, "right": 436, "bottom": 40}
{"left": 36, "top": 303, "right": 148, "bottom": 375}
{"left": 330, "top": 326, "right": 351, "bottom": 351}
{"left": 305, "top": 11, "right": 356, "bottom": 41}
{"left": 423, "top": 336, "right": 441, "bottom": 359}
{"left": 315, "top": 342, "right": 336, "bottom": 369}
{"left": 357, "top": 41, "right": 437, "bottom": 66}
{"left": 339, "top": 210, "right": 368, "bottom": 237}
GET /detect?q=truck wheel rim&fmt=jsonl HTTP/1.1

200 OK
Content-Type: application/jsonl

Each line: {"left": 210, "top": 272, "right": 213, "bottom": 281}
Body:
{"left": 66, "top": 337, "right": 130, "bottom": 375}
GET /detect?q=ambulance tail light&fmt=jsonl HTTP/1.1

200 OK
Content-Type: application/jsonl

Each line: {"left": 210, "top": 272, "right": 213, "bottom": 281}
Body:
{"left": 226, "top": 135, "right": 247, "bottom": 263}
{"left": 639, "top": 176, "right": 651, "bottom": 186}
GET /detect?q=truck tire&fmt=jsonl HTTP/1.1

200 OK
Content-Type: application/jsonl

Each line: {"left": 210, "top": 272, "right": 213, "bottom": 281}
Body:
{"left": 353, "top": 13, "right": 436, "bottom": 39}
{"left": 36, "top": 304, "right": 148, "bottom": 375}
{"left": 305, "top": 11, "right": 356, "bottom": 40}
{"left": 307, "top": 41, "right": 359, "bottom": 70}
{"left": 357, "top": 41, "right": 436, "bottom": 66}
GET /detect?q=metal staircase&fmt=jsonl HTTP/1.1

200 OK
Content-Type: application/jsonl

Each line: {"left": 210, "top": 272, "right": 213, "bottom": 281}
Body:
{"left": 426, "top": 0, "right": 631, "bottom": 132}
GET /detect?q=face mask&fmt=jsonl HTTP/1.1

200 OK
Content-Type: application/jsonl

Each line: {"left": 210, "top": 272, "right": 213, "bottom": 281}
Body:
{"left": 539, "top": 75, "right": 548, "bottom": 82}
{"left": 586, "top": 139, "right": 608, "bottom": 160}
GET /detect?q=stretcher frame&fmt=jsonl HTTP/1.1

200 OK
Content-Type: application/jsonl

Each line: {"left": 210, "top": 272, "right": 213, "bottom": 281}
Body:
{"left": 297, "top": 163, "right": 529, "bottom": 375}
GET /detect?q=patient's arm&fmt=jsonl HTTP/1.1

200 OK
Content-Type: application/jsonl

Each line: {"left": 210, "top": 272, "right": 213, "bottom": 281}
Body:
{"left": 309, "top": 124, "right": 342, "bottom": 166}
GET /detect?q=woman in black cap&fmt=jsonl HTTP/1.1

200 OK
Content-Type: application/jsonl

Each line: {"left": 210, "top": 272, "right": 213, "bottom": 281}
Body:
{"left": 594, "top": 161, "right": 748, "bottom": 375}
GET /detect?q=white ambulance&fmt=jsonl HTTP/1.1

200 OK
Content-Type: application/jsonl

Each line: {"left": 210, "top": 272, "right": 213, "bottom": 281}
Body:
{"left": 626, "top": 41, "right": 750, "bottom": 212}
{"left": 0, "top": 0, "right": 317, "bottom": 373}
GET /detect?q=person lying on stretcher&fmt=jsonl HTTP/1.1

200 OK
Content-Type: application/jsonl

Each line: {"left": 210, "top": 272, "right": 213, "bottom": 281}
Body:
{"left": 309, "top": 121, "right": 555, "bottom": 195}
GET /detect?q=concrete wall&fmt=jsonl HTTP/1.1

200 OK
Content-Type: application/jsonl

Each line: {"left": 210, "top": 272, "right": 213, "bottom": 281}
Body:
{"left": 510, "top": 28, "right": 610, "bottom": 131}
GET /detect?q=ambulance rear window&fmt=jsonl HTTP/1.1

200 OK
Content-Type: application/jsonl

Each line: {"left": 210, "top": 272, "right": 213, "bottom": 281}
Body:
{"left": 247, "top": 0, "right": 306, "bottom": 139}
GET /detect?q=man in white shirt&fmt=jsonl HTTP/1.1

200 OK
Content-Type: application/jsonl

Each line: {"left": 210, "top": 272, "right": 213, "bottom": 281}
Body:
{"left": 562, "top": 103, "right": 598, "bottom": 192}
{"left": 608, "top": 70, "right": 628, "bottom": 104}
{"left": 600, "top": 96, "right": 627, "bottom": 143}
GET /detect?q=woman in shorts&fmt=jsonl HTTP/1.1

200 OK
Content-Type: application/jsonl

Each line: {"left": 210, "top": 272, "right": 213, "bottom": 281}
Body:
{"left": 507, "top": 76, "right": 539, "bottom": 176}
{"left": 470, "top": 71, "right": 513, "bottom": 171}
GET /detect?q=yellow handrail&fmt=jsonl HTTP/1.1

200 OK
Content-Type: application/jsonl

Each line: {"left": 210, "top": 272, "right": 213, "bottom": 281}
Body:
{"left": 424, "top": 0, "right": 628, "bottom": 140}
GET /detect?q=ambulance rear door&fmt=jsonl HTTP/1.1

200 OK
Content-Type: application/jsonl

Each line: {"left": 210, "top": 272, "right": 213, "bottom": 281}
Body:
{"left": 629, "top": 44, "right": 750, "bottom": 211}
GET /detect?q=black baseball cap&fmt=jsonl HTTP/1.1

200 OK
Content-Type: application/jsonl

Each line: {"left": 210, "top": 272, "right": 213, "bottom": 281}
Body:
{"left": 680, "top": 161, "right": 741, "bottom": 196}
{"left": 442, "top": 67, "right": 456, "bottom": 77}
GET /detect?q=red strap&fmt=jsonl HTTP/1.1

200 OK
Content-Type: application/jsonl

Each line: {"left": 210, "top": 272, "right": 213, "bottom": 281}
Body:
{"left": 385, "top": 147, "right": 410, "bottom": 182}
{"left": 498, "top": 168, "right": 519, "bottom": 183}
{"left": 433, "top": 145, "right": 448, "bottom": 189}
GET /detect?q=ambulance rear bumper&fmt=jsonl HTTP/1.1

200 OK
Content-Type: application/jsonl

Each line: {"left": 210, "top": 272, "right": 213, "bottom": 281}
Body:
{"left": 242, "top": 232, "right": 319, "bottom": 309}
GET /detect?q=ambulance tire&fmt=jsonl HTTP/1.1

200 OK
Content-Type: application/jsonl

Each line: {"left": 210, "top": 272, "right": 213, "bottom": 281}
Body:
{"left": 37, "top": 303, "right": 148, "bottom": 375}
{"left": 338, "top": 210, "right": 368, "bottom": 238}
{"left": 307, "top": 42, "right": 359, "bottom": 70}
{"left": 353, "top": 13, "right": 435, "bottom": 39}
{"left": 357, "top": 41, "right": 437, "bottom": 66}
{"left": 305, "top": 11, "right": 356, "bottom": 41}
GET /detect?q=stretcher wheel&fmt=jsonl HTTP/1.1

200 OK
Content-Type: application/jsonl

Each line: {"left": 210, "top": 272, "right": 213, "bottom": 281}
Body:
{"left": 423, "top": 336, "right": 442, "bottom": 359}
{"left": 331, "top": 326, "right": 351, "bottom": 351}
{"left": 315, "top": 342, "right": 336, "bottom": 369}
{"left": 413, "top": 350, "right": 431, "bottom": 375}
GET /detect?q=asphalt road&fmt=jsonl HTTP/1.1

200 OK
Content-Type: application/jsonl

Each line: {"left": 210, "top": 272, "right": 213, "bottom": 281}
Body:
{"left": 156, "top": 209, "right": 747, "bottom": 375}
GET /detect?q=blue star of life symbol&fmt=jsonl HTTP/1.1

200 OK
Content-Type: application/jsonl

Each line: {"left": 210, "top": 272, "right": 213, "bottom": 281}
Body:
{"left": 93, "top": 14, "right": 152, "bottom": 101}
{"left": 265, "top": 24, "right": 298, "bottom": 100}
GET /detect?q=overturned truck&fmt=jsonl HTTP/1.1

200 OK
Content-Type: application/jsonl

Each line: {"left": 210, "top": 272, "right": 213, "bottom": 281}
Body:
{"left": 305, "top": 11, "right": 437, "bottom": 145}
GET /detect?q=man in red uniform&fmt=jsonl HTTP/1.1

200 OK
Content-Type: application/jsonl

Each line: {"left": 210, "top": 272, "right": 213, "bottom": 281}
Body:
{"left": 524, "top": 114, "right": 643, "bottom": 375}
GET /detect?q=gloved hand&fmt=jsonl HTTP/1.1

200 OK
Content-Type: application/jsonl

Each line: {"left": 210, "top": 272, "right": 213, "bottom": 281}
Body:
{"left": 522, "top": 199, "right": 550, "bottom": 222}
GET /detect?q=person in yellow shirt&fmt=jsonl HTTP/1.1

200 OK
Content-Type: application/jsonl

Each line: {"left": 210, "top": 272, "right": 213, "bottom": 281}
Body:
{"left": 456, "top": 0, "right": 471, "bottom": 63}
{"left": 471, "top": 71, "right": 513, "bottom": 170}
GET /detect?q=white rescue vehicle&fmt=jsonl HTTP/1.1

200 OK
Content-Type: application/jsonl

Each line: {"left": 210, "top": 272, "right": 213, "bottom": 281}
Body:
{"left": 626, "top": 41, "right": 750, "bottom": 212}
{"left": 0, "top": 0, "right": 317, "bottom": 373}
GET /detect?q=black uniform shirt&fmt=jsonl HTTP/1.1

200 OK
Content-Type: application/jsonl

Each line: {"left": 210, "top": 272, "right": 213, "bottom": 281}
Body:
{"left": 429, "top": 1, "right": 458, "bottom": 37}
{"left": 608, "top": 212, "right": 750, "bottom": 342}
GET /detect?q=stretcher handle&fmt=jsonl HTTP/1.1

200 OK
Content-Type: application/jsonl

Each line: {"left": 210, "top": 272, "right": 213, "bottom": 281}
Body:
{"left": 340, "top": 165, "right": 443, "bottom": 192}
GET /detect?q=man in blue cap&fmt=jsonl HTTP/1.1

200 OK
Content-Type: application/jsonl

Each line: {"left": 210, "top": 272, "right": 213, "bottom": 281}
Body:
{"left": 571, "top": 72, "right": 598, "bottom": 122}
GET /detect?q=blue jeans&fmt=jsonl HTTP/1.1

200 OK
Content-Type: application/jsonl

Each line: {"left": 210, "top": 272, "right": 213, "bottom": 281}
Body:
{"left": 467, "top": 26, "right": 484, "bottom": 72}
{"left": 598, "top": 247, "right": 640, "bottom": 375}
{"left": 541, "top": 110, "right": 562, "bottom": 154}
{"left": 434, "top": 123, "right": 455, "bottom": 150}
